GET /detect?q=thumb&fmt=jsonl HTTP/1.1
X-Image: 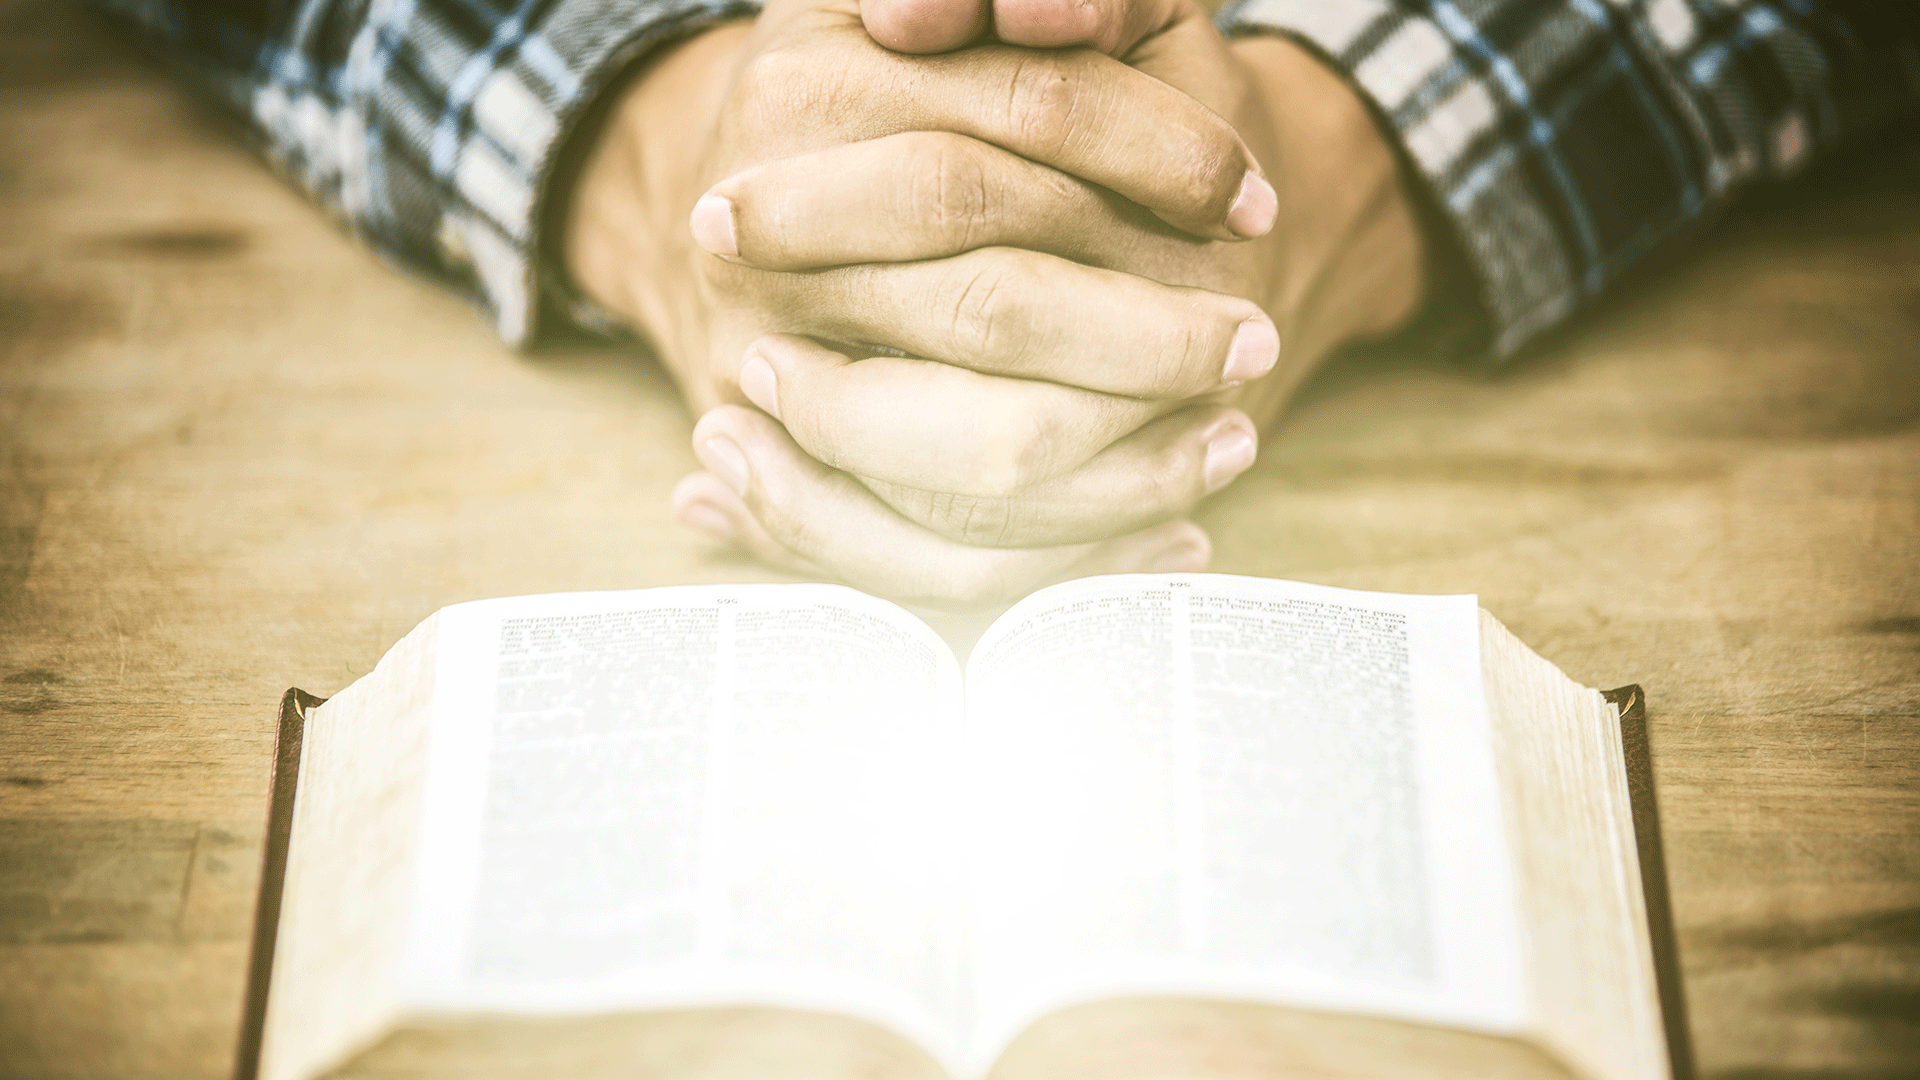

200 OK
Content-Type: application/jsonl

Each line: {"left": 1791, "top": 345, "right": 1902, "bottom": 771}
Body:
{"left": 862, "top": 0, "right": 991, "bottom": 52}
{"left": 991, "top": 0, "right": 1184, "bottom": 55}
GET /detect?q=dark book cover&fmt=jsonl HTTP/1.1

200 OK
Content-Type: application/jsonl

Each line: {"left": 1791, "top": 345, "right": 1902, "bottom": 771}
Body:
{"left": 1603, "top": 684, "right": 1695, "bottom": 1080}
{"left": 234, "top": 688, "right": 325, "bottom": 1080}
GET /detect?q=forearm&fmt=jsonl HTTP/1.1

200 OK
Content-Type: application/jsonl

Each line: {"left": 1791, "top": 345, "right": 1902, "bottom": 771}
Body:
{"left": 95, "top": 0, "right": 762, "bottom": 347}
{"left": 1220, "top": 0, "right": 1920, "bottom": 358}
{"left": 1224, "top": 33, "right": 1426, "bottom": 430}
{"left": 563, "top": 21, "right": 753, "bottom": 407}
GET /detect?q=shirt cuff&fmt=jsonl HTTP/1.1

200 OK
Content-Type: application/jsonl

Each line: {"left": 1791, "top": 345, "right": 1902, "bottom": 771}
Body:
{"left": 436, "top": 0, "right": 759, "bottom": 347}
{"left": 1216, "top": 0, "right": 1573, "bottom": 359}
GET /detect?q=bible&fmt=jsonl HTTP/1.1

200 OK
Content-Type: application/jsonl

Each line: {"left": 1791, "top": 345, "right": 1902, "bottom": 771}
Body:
{"left": 238, "top": 573, "right": 1691, "bottom": 1080}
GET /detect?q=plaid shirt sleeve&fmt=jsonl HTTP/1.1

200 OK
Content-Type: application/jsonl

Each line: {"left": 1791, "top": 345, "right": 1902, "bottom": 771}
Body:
{"left": 1217, "top": 0, "right": 1920, "bottom": 358}
{"left": 92, "top": 0, "right": 761, "bottom": 346}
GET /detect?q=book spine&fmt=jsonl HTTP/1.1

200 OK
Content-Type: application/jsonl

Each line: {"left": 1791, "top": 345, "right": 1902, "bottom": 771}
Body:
{"left": 233, "top": 688, "right": 327, "bottom": 1080}
{"left": 1605, "top": 685, "right": 1696, "bottom": 1080}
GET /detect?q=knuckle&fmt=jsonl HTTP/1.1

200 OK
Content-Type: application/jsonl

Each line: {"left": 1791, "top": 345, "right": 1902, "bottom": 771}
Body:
{"left": 930, "top": 491, "right": 1022, "bottom": 547}
{"left": 943, "top": 260, "right": 1004, "bottom": 362}
{"left": 735, "top": 45, "right": 849, "bottom": 133}
{"left": 957, "top": 495, "right": 1023, "bottom": 547}
{"left": 872, "top": 482, "right": 1017, "bottom": 547}
{"left": 1169, "top": 118, "right": 1245, "bottom": 211}
{"left": 905, "top": 135, "right": 995, "bottom": 253}
{"left": 1162, "top": 317, "right": 1217, "bottom": 394}
{"left": 965, "top": 400, "right": 1059, "bottom": 497}
{"left": 734, "top": 46, "right": 799, "bottom": 116}
{"left": 785, "top": 408, "right": 855, "bottom": 474}
{"left": 940, "top": 253, "right": 1037, "bottom": 369}
{"left": 753, "top": 468, "right": 853, "bottom": 555}
{"left": 1001, "top": 55, "right": 1084, "bottom": 157}
{"left": 744, "top": 467, "right": 809, "bottom": 544}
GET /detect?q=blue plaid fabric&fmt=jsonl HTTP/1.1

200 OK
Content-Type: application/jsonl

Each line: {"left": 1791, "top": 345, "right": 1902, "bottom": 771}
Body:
{"left": 100, "top": 0, "right": 1919, "bottom": 355}
{"left": 95, "top": 0, "right": 758, "bottom": 344}
{"left": 1219, "top": 0, "right": 1920, "bottom": 355}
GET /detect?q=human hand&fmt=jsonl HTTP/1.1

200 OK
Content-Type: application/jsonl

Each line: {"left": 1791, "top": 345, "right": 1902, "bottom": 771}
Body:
{"left": 862, "top": 0, "right": 1187, "bottom": 56}
{"left": 644, "top": 6, "right": 1427, "bottom": 603}
{"left": 565, "top": 0, "right": 1279, "bottom": 413}
{"left": 852, "top": 0, "right": 1431, "bottom": 429}
{"left": 564, "top": 0, "right": 1303, "bottom": 605}
{"left": 693, "top": 17, "right": 1427, "bottom": 430}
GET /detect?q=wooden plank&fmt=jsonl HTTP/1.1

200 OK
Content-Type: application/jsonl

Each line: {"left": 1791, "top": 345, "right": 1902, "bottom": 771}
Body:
{"left": 1, "top": 0, "right": 1915, "bottom": 1077}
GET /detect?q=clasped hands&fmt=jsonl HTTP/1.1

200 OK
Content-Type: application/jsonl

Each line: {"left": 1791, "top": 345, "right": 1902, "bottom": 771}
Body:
{"left": 563, "top": 0, "right": 1428, "bottom": 607}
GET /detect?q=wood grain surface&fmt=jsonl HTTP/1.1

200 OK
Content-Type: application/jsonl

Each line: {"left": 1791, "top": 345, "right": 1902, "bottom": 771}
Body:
{"left": 1, "top": 1, "right": 1916, "bottom": 1077}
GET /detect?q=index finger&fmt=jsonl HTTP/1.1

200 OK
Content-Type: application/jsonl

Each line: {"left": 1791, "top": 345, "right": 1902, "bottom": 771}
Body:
{"left": 990, "top": 0, "right": 1185, "bottom": 54}
{"left": 680, "top": 407, "right": 1213, "bottom": 609}
{"left": 729, "top": 26, "right": 1276, "bottom": 241}
{"left": 863, "top": 0, "right": 1183, "bottom": 56}
{"left": 862, "top": 0, "right": 990, "bottom": 53}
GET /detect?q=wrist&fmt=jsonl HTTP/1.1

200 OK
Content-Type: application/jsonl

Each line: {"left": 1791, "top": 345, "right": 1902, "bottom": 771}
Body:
{"left": 561, "top": 22, "right": 752, "bottom": 378}
{"left": 1225, "top": 34, "right": 1428, "bottom": 428}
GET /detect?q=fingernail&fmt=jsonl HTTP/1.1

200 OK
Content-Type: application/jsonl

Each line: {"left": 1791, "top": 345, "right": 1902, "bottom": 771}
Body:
{"left": 690, "top": 194, "right": 737, "bottom": 257}
{"left": 697, "top": 436, "right": 750, "bottom": 496}
{"left": 677, "top": 499, "right": 735, "bottom": 540}
{"left": 1226, "top": 172, "right": 1277, "bottom": 239}
{"left": 1223, "top": 316, "right": 1279, "bottom": 384}
{"left": 1150, "top": 541, "right": 1209, "bottom": 573}
{"left": 739, "top": 352, "right": 780, "bottom": 419}
{"left": 1203, "top": 426, "right": 1258, "bottom": 493}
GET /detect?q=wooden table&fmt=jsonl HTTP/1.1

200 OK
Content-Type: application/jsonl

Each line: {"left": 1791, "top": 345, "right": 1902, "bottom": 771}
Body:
{"left": 2, "top": 1, "right": 1916, "bottom": 1076}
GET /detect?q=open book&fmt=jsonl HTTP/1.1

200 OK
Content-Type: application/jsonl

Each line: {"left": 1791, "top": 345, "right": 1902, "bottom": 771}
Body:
{"left": 238, "top": 574, "right": 1691, "bottom": 1080}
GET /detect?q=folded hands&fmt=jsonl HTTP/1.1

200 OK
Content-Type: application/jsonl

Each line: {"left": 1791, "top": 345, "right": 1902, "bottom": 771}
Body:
{"left": 563, "top": 0, "right": 1427, "bottom": 606}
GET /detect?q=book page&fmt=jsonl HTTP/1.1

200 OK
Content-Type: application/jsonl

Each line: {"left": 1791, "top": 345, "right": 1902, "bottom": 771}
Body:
{"left": 959, "top": 574, "right": 1525, "bottom": 1070}
{"left": 259, "top": 615, "right": 441, "bottom": 1080}
{"left": 1480, "top": 617, "right": 1668, "bottom": 1080}
{"left": 396, "top": 585, "right": 968, "bottom": 1063}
